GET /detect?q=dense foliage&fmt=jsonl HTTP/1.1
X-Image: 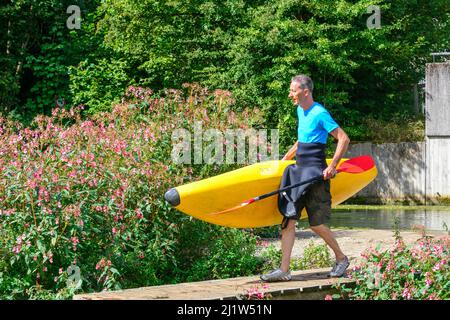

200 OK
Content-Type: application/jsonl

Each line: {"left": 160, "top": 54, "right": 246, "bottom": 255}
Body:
{"left": 1, "top": 0, "right": 448, "bottom": 143}
{"left": 0, "top": 85, "right": 265, "bottom": 299}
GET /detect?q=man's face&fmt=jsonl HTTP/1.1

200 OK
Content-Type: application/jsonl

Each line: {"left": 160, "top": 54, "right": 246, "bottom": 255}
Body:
{"left": 288, "top": 81, "right": 308, "bottom": 105}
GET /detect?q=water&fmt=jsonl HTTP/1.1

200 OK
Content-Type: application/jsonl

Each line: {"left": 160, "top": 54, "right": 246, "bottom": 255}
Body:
{"left": 329, "top": 209, "right": 450, "bottom": 232}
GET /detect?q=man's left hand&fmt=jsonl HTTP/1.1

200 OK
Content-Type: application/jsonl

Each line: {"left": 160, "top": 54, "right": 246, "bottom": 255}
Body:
{"left": 323, "top": 165, "right": 337, "bottom": 180}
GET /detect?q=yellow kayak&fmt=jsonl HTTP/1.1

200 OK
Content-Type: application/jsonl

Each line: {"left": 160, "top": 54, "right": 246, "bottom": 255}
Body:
{"left": 165, "top": 157, "right": 377, "bottom": 228}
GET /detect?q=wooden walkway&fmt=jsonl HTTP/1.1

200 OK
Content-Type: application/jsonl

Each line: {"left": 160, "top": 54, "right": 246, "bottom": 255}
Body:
{"left": 73, "top": 267, "right": 355, "bottom": 300}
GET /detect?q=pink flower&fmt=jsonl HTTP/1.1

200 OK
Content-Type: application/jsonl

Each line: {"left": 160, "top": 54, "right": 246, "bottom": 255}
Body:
{"left": 432, "top": 245, "right": 443, "bottom": 256}
{"left": 27, "top": 180, "right": 37, "bottom": 189}
{"left": 135, "top": 209, "right": 144, "bottom": 219}
{"left": 324, "top": 295, "right": 333, "bottom": 300}
{"left": 402, "top": 287, "right": 412, "bottom": 300}
{"left": 432, "top": 260, "right": 446, "bottom": 272}
{"left": 71, "top": 237, "right": 79, "bottom": 250}
{"left": 96, "top": 258, "right": 109, "bottom": 270}
{"left": 386, "top": 261, "right": 395, "bottom": 272}
{"left": 112, "top": 227, "right": 117, "bottom": 235}
{"left": 68, "top": 169, "right": 77, "bottom": 178}
{"left": 12, "top": 246, "right": 21, "bottom": 254}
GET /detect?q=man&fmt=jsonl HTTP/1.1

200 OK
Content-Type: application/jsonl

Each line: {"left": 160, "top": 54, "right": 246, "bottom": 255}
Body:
{"left": 261, "top": 74, "right": 350, "bottom": 282}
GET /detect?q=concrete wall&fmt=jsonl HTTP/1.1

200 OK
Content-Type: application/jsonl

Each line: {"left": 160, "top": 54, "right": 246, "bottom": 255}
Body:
{"left": 345, "top": 140, "right": 450, "bottom": 203}
{"left": 343, "top": 62, "right": 450, "bottom": 204}
{"left": 345, "top": 142, "right": 426, "bottom": 203}
{"left": 426, "top": 137, "right": 450, "bottom": 200}
{"left": 425, "top": 62, "right": 450, "bottom": 136}
{"left": 425, "top": 62, "right": 450, "bottom": 202}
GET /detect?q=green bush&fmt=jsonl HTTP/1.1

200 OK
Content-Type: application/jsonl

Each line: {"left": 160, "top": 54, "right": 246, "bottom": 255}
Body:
{"left": 24, "top": 35, "right": 71, "bottom": 119}
{"left": 182, "top": 227, "right": 263, "bottom": 281}
{"left": 334, "top": 236, "right": 450, "bottom": 300}
{"left": 291, "top": 241, "right": 333, "bottom": 270}
{"left": 361, "top": 113, "right": 425, "bottom": 143}
{"left": 259, "top": 240, "right": 333, "bottom": 273}
{"left": 251, "top": 226, "right": 280, "bottom": 239}
{"left": 69, "top": 58, "right": 133, "bottom": 114}
{"left": 259, "top": 244, "right": 282, "bottom": 273}
{"left": 0, "top": 84, "right": 265, "bottom": 299}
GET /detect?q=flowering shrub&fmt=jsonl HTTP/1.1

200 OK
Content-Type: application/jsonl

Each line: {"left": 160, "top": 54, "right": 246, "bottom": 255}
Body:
{"left": 334, "top": 235, "right": 450, "bottom": 300}
{"left": 240, "top": 283, "right": 272, "bottom": 300}
{"left": 0, "top": 84, "right": 265, "bottom": 299}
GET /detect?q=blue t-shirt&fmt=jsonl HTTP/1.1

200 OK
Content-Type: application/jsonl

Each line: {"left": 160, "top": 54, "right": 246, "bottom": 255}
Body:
{"left": 297, "top": 102, "right": 339, "bottom": 144}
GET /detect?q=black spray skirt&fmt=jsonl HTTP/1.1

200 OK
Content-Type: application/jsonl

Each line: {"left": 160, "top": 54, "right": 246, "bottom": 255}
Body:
{"left": 277, "top": 143, "right": 327, "bottom": 226}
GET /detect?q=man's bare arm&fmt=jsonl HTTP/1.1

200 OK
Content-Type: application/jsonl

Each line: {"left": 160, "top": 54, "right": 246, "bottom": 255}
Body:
{"left": 282, "top": 141, "right": 298, "bottom": 160}
{"left": 323, "top": 127, "right": 350, "bottom": 179}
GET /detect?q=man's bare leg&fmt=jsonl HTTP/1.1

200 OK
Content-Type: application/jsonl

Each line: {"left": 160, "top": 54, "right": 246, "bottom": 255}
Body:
{"left": 280, "top": 219, "right": 297, "bottom": 272}
{"left": 310, "top": 224, "right": 346, "bottom": 262}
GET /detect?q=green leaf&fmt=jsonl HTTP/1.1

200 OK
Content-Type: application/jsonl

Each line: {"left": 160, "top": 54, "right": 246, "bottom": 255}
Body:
{"left": 37, "top": 240, "right": 45, "bottom": 254}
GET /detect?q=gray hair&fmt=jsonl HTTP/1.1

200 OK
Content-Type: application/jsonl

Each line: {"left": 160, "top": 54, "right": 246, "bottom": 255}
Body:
{"left": 291, "top": 74, "right": 314, "bottom": 92}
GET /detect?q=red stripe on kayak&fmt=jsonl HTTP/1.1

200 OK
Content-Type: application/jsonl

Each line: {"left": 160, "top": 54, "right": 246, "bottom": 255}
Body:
{"left": 337, "top": 155, "right": 375, "bottom": 174}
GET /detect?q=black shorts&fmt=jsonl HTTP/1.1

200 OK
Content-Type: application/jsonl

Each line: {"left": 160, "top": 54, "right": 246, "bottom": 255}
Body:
{"left": 296, "top": 179, "right": 332, "bottom": 227}
{"left": 278, "top": 142, "right": 332, "bottom": 228}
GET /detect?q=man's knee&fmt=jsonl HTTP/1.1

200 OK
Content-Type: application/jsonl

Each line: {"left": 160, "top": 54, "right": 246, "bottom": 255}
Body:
{"left": 283, "top": 219, "right": 297, "bottom": 232}
{"left": 310, "top": 224, "right": 325, "bottom": 233}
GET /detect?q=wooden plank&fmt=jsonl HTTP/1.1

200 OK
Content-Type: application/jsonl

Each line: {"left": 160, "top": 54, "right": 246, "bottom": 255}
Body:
{"left": 73, "top": 267, "right": 354, "bottom": 300}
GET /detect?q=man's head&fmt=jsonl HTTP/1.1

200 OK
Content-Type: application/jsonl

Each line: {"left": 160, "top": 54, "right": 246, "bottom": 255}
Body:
{"left": 289, "top": 74, "right": 314, "bottom": 107}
